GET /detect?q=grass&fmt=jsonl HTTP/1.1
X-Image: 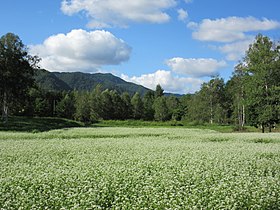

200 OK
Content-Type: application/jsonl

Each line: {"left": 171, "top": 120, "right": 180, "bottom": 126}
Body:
{"left": 0, "top": 127, "right": 280, "bottom": 209}
{"left": 95, "top": 119, "right": 262, "bottom": 133}
{"left": 1, "top": 117, "right": 276, "bottom": 133}
{"left": 0, "top": 116, "right": 83, "bottom": 132}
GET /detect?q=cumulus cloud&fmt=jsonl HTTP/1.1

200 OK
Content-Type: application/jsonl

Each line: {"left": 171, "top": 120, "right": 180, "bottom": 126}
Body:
{"left": 30, "top": 29, "right": 131, "bottom": 72}
{"left": 218, "top": 38, "right": 254, "bottom": 61}
{"left": 188, "top": 16, "right": 280, "bottom": 42}
{"left": 177, "top": 9, "right": 188, "bottom": 22}
{"left": 166, "top": 57, "right": 227, "bottom": 77}
{"left": 121, "top": 70, "right": 203, "bottom": 94}
{"left": 61, "top": 0, "right": 177, "bottom": 28}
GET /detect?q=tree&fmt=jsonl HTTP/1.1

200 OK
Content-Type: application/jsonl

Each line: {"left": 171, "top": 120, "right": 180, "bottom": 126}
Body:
{"left": 240, "top": 34, "right": 280, "bottom": 132}
{"left": 110, "top": 90, "right": 125, "bottom": 120}
{"left": 186, "top": 77, "right": 227, "bottom": 124}
{"left": 154, "top": 96, "right": 169, "bottom": 121}
{"left": 33, "top": 90, "right": 59, "bottom": 117}
{"left": 143, "top": 91, "right": 155, "bottom": 120}
{"left": 74, "top": 91, "right": 91, "bottom": 123}
{"left": 180, "top": 94, "right": 193, "bottom": 121}
{"left": 89, "top": 84, "right": 103, "bottom": 122}
{"left": 56, "top": 92, "right": 75, "bottom": 119}
{"left": 226, "top": 64, "right": 247, "bottom": 130}
{"left": 155, "top": 84, "right": 164, "bottom": 98}
{"left": 121, "top": 92, "right": 133, "bottom": 119}
{"left": 33, "top": 91, "right": 52, "bottom": 117}
{"left": 186, "top": 91, "right": 209, "bottom": 124}
{"left": 0, "top": 33, "right": 40, "bottom": 122}
{"left": 99, "top": 89, "right": 114, "bottom": 120}
{"left": 166, "top": 95, "right": 182, "bottom": 121}
{"left": 205, "top": 77, "right": 227, "bottom": 124}
{"left": 131, "top": 92, "right": 144, "bottom": 120}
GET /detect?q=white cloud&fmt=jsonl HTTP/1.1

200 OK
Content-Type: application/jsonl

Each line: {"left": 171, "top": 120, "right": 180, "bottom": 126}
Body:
{"left": 218, "top": 38, "right": 254, "bottom": 61}
{"left": 30, "top": 29, "right": 131, "bottom": 72}
{"left": 121, "top": 70, "right": 203, "bottom": 94}
{"left": 188, "top": 17, "right": 280, "bottom": 42}
{"left": 61, "top": 0, "right": 177, "bottom": 28}
{"left": 177, "top": 9, "right": 188, "bottom": 22}
{"left": 166, "top": 57, "right": 227, "bottom": 77}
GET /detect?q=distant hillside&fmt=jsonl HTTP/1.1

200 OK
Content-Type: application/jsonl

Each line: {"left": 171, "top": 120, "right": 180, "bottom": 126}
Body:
{"left": 34, "top": 69, "right": 151, "bottom": 95}
{"left": 34, "top": 69, "right": 72, "bottom": 91}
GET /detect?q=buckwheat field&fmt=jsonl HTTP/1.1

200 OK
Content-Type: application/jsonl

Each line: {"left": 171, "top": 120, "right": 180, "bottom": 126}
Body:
{"left": 0, "top": 127, "right": 279, "bottom": 209}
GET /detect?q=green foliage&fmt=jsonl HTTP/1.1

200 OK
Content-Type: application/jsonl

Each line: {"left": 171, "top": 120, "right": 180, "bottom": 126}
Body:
{"left": 252, "top": 138, "right": 275, "bottom": 144}
{"left": 155, "top": 84, "right": 164, "bottom": 98}
{"left": 166, "top": 95, "right": 183, "bottom": 121}
{"left": 143, "top": 91, "right": 155, "bottom": 120}
{"left": 121, "top": 92, "right": 133, "bottom": 119}
{"left": 1, "top": 33, "right": 279, "bottom": 133}
{"left": 131, "top": 92, "right": 144, "bottom": 120}
{"left": 0, "top": 127, "right": 279, "bottom": 209}
{"left": 186, "top": 77, "right": 227, "bottom": 124}
{"left": 110, "top": 90, "right": 126, "bottom": 120}
{"left": 28, "top": 88, "right": 61, "bottom": 117}
{"left": 0, "top": 33, "right": 40, "bottom": 122}
{"left": 0, "top": 116, "right": 82, "bottom": 132}
{"left": 35, "top": 70, "right": 151, "bottom": 96}
{"left": 235, "top": 34, "right": 280, "bottom": 132}
{"left": 34, "top": 69, "right": 71, "bottom": 91}
{"left": 89, "top": 84, "right": 103, "bottom": 122}
{"left": 94, "top": 120, "right": 240, "bottom": 132}
{"left": 154, "top": 96, "right": 169, "bottom": 121}
{"left": 225, "top": 67, "right": 246, "bottom": 129}
{"left": 56, "top": 92, "right": 75, "bottom": 119}
{"left": 74, "top": 91, "right": 91, "bottom": 123}
{"left": 99, "top": 89, "right": 114, "bottom": 120}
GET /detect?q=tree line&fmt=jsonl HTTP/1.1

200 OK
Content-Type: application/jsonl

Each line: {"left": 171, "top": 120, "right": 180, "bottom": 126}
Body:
{"left": 1, "top": 33, "right": 279, "bottom": 132}
{"left": 17, "top": 84, "right": 182, "bottom": 123}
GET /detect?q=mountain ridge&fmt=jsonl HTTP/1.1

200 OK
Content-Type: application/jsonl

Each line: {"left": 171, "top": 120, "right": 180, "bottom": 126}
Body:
{"left": 34, "top": 69, "right": 151, "bottom": 96}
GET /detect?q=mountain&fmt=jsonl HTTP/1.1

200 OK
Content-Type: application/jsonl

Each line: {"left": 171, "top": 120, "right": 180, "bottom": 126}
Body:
{"left": 34, "top": 69, "right": 151, "bottom": 95}
{"left": 35, "top": 69, "right": 72, "bottom": 91}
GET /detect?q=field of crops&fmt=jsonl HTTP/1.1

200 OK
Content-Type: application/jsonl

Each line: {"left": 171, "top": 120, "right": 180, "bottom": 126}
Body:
{"left": 0, "top": 127, "right": 280, "bottom": 209}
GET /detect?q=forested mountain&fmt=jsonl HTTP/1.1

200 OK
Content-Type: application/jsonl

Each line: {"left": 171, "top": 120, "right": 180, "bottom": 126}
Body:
{"left": 35, "top": 69, "right": 150, "bottom": 95}
{"left": 34, "top": 69, "right": 72, "bottom": 91}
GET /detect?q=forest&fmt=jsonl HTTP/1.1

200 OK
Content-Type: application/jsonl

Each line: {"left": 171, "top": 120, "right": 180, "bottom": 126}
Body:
{"left": 0, "top": 33, "right": 279, "bottom": 132}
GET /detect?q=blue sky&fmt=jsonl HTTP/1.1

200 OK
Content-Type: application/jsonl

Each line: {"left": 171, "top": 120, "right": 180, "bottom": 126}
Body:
{"left": 1, "top": 0, "right": 280, "bottom": 94}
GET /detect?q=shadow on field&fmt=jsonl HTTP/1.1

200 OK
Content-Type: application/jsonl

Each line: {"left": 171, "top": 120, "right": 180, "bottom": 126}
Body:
{"left": 0, "top": 117, "right": 84, "bottom": 132}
